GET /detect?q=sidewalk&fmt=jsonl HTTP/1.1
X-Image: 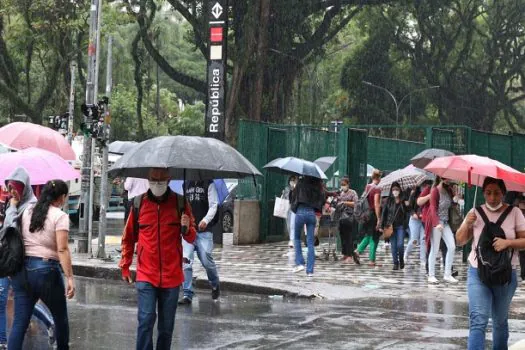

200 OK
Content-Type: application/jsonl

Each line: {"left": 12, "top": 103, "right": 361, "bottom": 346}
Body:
{"left": 70, "top": 231, "right": 514, "bottom": 301}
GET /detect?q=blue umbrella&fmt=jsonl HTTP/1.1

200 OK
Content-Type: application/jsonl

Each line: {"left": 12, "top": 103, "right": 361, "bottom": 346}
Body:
{"left": 169, "top": 179, "right": 229, "bottom": 204}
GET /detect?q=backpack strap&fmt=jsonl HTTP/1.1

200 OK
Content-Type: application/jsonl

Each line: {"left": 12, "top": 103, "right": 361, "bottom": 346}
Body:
{"left": 132, "top": 195, "right": 144, "bottom": 238}
{"left": 496, "top": 205, "right": 514, "bottom": 227}
{"left": 476, "top": 206, "right": 490, "bottom": 226}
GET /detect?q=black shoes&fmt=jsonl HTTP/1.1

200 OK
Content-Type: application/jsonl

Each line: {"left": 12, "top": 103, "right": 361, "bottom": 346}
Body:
{"left": 178, "top": 297, "right": 192, "bottom": 305}
{"left": 393, "top": 264, "right": 400, "bottom": 271}
{"left": 400, "top": 258, "right": 405, "bottom": 270}
{"left": 212, "top": 285, "right": 221, "bottom": 300}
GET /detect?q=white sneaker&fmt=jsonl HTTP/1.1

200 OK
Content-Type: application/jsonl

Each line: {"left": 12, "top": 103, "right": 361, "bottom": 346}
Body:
{"left": 306, "top": 273, "right": 314, "bottom": 278}
{"left": 292, "top": 265, "right": 305, "bottom": 273}
{"left": 288, "top": 240, "right": 294, "bottom": 248}
{"left": 443, "top": 275, "right": 458, "bottom": 284}
{"left": 428, "top": 276, "right": 439, "bottom": 284}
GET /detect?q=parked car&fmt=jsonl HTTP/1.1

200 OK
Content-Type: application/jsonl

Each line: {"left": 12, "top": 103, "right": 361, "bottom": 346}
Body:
{"left": 219, "top": 180, "right": 238, "bottom": 233}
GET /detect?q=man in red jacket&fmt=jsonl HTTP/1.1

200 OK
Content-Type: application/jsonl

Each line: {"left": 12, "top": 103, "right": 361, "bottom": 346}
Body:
{"left": 120, "top": 168, "right": 197, "bottom": 350}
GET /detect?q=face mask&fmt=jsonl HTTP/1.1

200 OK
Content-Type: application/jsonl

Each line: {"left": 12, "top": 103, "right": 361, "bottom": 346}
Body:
{"left": 453, "top": 197, "right": 459, "bottom": 204}
{"left": 149, "top": 181, "right": 168, "bottom": 197}
{"left": 392, "top": 190, "right": 400, "bottom": 198}
{"left": 486, "top": 202, "right": 503, "bottom": 212}
{"left": 341, "top": 185, "right": 349, "bottom": 192}
{"left": 289, "top": 181, "right": 296, "bottom": 189}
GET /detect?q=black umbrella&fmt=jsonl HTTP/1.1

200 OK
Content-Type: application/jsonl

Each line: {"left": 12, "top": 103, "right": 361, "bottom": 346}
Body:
{"left": 411, "top": 148, "right": 455, "bottom": 169}
{"left": 108, "top": 136, "right": 262, "bottom": 180}
{"left": 263, "top": 157, "right": 327, "bottom": 179}
{"left": 108, "top": 141, "right": 138, "bottom": 155}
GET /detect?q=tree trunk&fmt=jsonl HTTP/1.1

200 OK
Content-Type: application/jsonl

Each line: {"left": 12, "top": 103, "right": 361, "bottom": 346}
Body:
{"left": 251, "top": 0, "right": 271, "bottom": 122}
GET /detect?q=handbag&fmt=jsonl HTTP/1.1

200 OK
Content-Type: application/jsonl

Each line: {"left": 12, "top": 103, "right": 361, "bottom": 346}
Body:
{"left": 273, "top": 195, "right": 290, "bottom": 219}
{"left": 383, "top": 225, "right": 394, "bottom": 239}
{"left": 449, "top": 203, "right": 462, "bottom": 232}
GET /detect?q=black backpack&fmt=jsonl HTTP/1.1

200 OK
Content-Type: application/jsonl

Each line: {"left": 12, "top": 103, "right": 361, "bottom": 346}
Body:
{"left": 0, "top": 226, "right": 25, "bottom": 278}
{"left": 354, "top": 186, "right": 373, "bottom": 224}
{"left": 476, "top": 205, "right": 514, "bottom": 287}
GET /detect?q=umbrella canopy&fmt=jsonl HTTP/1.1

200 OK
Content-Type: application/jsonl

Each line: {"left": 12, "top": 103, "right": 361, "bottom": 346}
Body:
{"left": 403, "top": 164, "right": 436, "bottom": 181}
{"left": 411, "top": 148, "right": 455, "bottom": 169}
{"left": 367, "top": 164, "right": 375, "bottom": 177}
{"left": 424, "top": 154, "right": 525, "bottom": 192}
{"left": 314, "top": 156, "right": 337, "bottom": 173}
{"left": 263, "top": 157, "right": 327, "bottom": 180}
{"left": 0, "top": 147, "right": 80, "bottom": 185}
{"left": 109, "top": 141, "right": 138, "bottom": 155}
{"left": 108, "top": 136, "right": 262, "bottom": 180}
{"left": 169, "top": 179, "right": 230, "bottom": 204}
{"left": 378, "top": 167, "right": 432, "bottom": 191}
{"left": 0, "top": 122, "right": 76, "bottom": 160}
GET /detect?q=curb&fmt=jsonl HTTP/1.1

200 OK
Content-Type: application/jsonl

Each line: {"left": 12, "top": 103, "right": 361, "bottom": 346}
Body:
{"left": 72, "top": 263, "right": 316, "bottom": 299}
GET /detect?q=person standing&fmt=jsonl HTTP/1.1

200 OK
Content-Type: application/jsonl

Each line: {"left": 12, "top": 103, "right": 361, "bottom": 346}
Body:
{"left": 457, "top": 177, "right": 525, "bottom": 350}
{"left": 179, "top": 180, "right": 221, "bottom": 305}
{"left": 355, "top": 169, "right": 382, "bottom": 266}
{"left": 427, "top": 177, "right": 457, "bottom": 284}
{"left": 380, "top": 182, "right": 408, "bottom": 270}
{"left": 336, "top": 177, "right": 359, "bottom": 264}
{"left": 282, "top": 176, "right": 297, "bottom": 248}
{"left": 120, "top": 168, "right": 196, "bottom": 350}
{"left": 290, "top": 176, "right": 325, "bottom": 277}
{"left": 8, "top": 178, "right": 74, "bottom": 350}
{"left": 404, "top": 182, "right": 432, "bottom": 266}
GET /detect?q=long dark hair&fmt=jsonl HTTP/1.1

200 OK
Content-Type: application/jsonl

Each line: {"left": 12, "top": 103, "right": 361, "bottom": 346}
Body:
{"left": 29, "top": 180, "right": 68, "bottom": 233}
{"left": 434, "top": 176, "right": 454, "bottom": 198}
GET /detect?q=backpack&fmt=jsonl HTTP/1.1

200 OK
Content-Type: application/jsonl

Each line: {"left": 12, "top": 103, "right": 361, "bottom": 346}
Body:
{"left": 354, "top": 185, "right": 374, "bottom": 224}
{"left": 476, "top": 205, "right": 514, "bottom": 287}
{"left": 0, "top": 226, "right": 25, "bottom": 278}
{"left": 132, "top": 192, "right": 186, "bottom": 238}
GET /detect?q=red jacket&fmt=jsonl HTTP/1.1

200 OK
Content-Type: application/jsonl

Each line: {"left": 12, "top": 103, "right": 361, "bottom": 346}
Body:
{"left": 119, "top": 190, "right": 197, "bottom": 288}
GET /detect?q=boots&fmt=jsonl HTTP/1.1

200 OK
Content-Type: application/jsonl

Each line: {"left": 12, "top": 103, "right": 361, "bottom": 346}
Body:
{"left": 400, "top": 256, "right": 405, "bottom": 270}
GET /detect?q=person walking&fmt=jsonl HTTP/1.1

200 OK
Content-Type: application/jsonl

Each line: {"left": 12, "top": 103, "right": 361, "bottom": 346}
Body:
{"left": 290, "top": 176, "right": 325, "bottom": 277}
{"left": 404, "top": 181, "right": 432, "bottom": 266}
{"left": 355, "top": 169, "right": 382, "bottom": 267}
{"left": 120, "top": 168, "right": 197, "bottom": 350}
{"left": 380, "top": 182, "right": 408, "bottom": 270}
{"left": 427, "top": 177, "right": 457, "bottom": 284}
{"left": 283, "top": 176, "right": 297, "bottom": 248}
{"left": 457, "top": 177, "right": 525, "bottom": 350}
{"left": 336, "top": 177, "right": 359, "bottom": 264}
{"left": 179, "top": 180, "right": 221, "bottom": 305}
{"left": 8, "top": 178, "right": 74, "bottom": 350}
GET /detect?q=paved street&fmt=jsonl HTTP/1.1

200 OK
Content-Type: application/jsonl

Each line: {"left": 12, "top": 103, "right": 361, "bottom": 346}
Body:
{"left": 6, "top": 277, "right": 525, "bottom": 349}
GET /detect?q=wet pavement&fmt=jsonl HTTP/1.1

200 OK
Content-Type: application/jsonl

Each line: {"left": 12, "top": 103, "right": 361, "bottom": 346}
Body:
{"left": 7, "top": 277, "right": 525, "bottom": 349}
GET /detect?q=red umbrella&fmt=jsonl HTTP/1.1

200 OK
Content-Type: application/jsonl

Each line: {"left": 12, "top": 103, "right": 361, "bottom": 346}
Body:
{"left": 424, "top": 154, "right": 525, "bottom": 192}
{"left": 0, "top": 122, "right": 76, "bottom": 161}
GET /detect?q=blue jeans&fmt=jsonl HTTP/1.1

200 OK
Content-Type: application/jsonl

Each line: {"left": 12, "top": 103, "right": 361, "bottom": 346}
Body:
{"left": 467, "top": 266, "right": 517, "bottom": 350}
{"left": 9, "top": 257, "right": 69, "bottom": 350}
{"left": 182, "top": 231, "right": 220, "bottom": 300}
{"left": 405, "top": 217, "right": 426, "bottom": 263}
{"left": 391, "top": 226, "right": 405, "bottom": 265}
{"left": 0, "top": 278, "right": 8, "bottom": 344}
{"left": 136, "top": 282, "right": 179, "bottom": 350}
{"left": 294, "top": 206, "right": 317, "bottom": 274}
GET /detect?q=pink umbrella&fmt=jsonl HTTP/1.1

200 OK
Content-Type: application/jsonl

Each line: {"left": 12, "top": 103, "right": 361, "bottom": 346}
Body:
{"left": 424, "top": 154, "right": 525, "bottom": 192}
{"left": 0, "top": 122, "right": 76, "bottom": 160}
{"left": 0, "top": 148, "right": 80, "bottom": 185}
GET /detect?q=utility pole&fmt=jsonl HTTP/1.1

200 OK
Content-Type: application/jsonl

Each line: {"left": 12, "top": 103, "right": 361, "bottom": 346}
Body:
{"left": 97, "top": 35, "right": 112, "bottom": 260}
{"left": 87, "top": 0, "right": 103, "bottom": 256}
{"left": 78, "top": 0, "right": 100, "bottom": 253}
{"left": 67, "top": 61, "right": 76, "bottom": 144}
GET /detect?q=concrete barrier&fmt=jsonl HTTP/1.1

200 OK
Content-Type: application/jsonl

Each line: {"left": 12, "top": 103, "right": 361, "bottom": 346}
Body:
{"left": 233, "top": 199, "right": 260, "bottom": 245}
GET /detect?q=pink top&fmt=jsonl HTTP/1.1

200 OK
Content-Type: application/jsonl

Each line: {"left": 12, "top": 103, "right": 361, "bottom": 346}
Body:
{"left": 468, "top": 205, "right": 525, "bottom": 268}
{"left": 21, "top": 205, "right": 70, "bottom": 261}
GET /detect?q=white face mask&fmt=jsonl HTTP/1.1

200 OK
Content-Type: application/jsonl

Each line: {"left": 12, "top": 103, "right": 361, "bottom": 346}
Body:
{"left": 149, "top": 181, "right": 168, "bottom": 197}
{"left": 486, "top": 202, "right": 503, "bottom": 212}
{"left": 392, "top": 190, "right": 400, "bottom": 198}
{"left": 289, "top": 181, "right": 296, "bottom": 189}
{"left": 341, "top": 185, "right": 349, "bottom": 192}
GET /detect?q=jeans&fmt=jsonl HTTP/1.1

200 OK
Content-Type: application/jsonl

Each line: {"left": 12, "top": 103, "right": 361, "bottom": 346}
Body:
{"left": 0, "top": 278, "right": 8, "bottom": 344}
{"left": 467, "top": 266, "right": 517, "bottom": 350}
{"left": 294, "top": 206, "right": 317, "bottom": 274}
{"left": 183, "top": 231, "right": 220, "bottom": 300}
{"left": 286, "top": 210, "right": 296, "bottom": 242}
{"left": 9, "top": 257, "right": 69, "bottom": 350}
{"left": 428, "top": 223, "right": 455, "bottom": 278}
{"left": 405, "top": 217, "right": 426, "bottom": 263}
{"left": 391, "top": 226, "right": 405, "bottom": 265}
{"left": 357, "top": 212, "right": 380, "bottom": 262}
{"left": 136, "top": 282, "right": 179, "bottom": 350}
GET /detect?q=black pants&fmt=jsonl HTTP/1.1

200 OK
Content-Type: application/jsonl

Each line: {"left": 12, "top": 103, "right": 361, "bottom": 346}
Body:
{"left": 339, "top": 219, "right": 355, "bottom": 257}
{"left": 520, "top": 251, "right": 525, "bottom": 280}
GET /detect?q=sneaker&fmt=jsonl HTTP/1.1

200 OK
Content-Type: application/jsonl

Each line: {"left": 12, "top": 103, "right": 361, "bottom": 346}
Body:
{"left": 212, "top": 286, "right": 220, "bottom": 300}
{"left": 0, "top": 343, "right": 7, "bottom": 350}
{"left": 292, "top": 265, "right": 305, "bottom": 273}
{"left": 393, "top": 264, "right": 399, "bottom": 271}
{"left": 288, "top": 240, "right": 294, "bottom": 248}
{"left": 178, "top": 297, "right": 192, "bottom": 305}
{"left": 452, "top": 270, "right": 459, "bottom": 278}
{"left": 443, "top": 275, "right": 459, "bottom": 284}
{"left": 400, "top": 258, "right": 405, "bottom": 270}
{"left": 428, "top": 276, "right": 439, "bottom": 284}
{"left": 48, "top": 325, "right": 56, "bottom": 346}
{"left": 306, "top": 273, "right": 314, "bottom": 278}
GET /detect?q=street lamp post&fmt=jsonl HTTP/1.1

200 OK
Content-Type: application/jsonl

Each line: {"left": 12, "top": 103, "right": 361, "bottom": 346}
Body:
{"left": 362, "top": 81, "right": 439, "bottom": 139}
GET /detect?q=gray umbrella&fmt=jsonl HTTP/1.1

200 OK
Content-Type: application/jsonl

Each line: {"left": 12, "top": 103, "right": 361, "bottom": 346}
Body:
{"left": 108, "top": 136, "right": 262, "bottom": 180}
{"left": 314, "top": 156, "right": 337, "bottom": 173}
{"left": 263, "top": 157, "right": 327, "bottom": 180}
{"left": 108, "top": 141, "right": 138, "bottom": 155}
{"left": 411, "top": 148, "right": 455, "bottom": 169}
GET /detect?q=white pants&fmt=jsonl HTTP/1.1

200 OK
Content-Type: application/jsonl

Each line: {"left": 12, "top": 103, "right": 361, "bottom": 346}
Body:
{"left": 428, "top": 223, "right": 455, "bottom": 278}
{"left": 287, "top": 210, "right": 296, "bottom": 241}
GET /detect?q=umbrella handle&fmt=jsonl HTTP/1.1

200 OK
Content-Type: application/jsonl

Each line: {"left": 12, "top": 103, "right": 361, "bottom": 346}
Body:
{"left": 181, "top": 169, "right": 187, "bottom": 235}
